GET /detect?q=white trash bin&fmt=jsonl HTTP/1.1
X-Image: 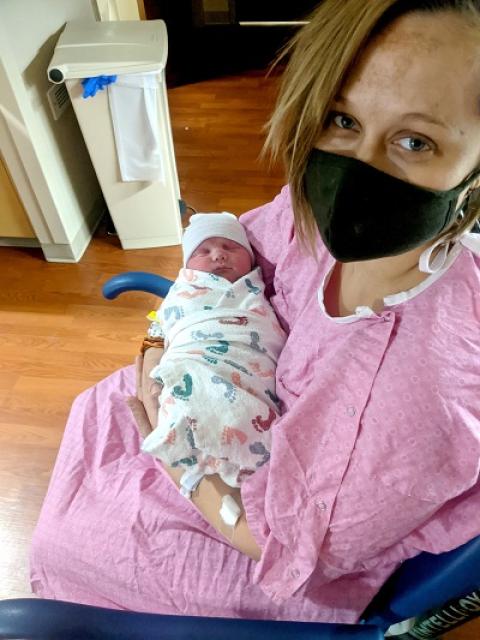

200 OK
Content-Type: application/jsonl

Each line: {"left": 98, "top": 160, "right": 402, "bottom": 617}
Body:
{"left": 48, "top": 20, "right": 182, "bottom": 250}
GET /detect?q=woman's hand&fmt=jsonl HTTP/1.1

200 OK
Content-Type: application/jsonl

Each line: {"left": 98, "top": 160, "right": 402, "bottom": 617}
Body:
{"left": 137, "top": 345, "right": 164, "bottom": 428}
{"left": 127, "top": 345, "right": 164, "bottom": 439}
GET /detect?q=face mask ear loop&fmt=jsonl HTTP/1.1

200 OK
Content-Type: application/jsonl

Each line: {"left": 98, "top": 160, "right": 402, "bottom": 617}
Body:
{"left": 458, "top": 166, "right": 480, "bottom": 213}
{"left": 419, "top": 238, "right": 451, "bottom": 274}
{"left": 420, "top": 182, "right": 475, "bottom": 275}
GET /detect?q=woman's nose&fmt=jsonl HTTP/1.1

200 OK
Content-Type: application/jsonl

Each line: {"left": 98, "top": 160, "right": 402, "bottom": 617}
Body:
{"left": 349, "top": 135, "right": 391, "bottom": 174}
{"left": 345, "top": 132, "right": 377, "bottom": 163}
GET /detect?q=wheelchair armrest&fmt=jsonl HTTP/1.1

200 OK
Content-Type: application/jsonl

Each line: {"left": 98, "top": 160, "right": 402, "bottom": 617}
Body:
{"left": 363, "top": 535, "right": 480, "bottom": 629}
{"left": 0, "top": 599, "right": 383, "bottom": 640}
{"left": 102, "top": 272, "right": 174, "bottom": 299}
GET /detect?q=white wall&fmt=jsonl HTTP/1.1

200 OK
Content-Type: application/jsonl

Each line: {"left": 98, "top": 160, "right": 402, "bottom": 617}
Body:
{"left": 0, "top": 0, "right": 103, "bottom": 261}
{"left": 95, "top": 0, "right": 141, "bottom": 21}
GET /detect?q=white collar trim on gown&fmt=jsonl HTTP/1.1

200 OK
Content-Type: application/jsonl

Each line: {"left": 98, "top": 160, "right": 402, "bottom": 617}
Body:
{"left": 317, "top": 233, "right": 480, "bottom": 324}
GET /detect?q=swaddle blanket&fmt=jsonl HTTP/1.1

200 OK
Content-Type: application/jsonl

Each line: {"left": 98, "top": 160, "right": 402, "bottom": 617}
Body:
{"left": 141, "top": 267, "right": 286, "bottom": 488}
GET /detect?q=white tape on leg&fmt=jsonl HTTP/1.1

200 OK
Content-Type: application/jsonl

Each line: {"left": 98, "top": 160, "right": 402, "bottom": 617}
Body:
{"left": 219, "top": 494, "right": 242, "bottom": 527}
{"left": 179, "top": 470, "right": 205, "bottom": 498}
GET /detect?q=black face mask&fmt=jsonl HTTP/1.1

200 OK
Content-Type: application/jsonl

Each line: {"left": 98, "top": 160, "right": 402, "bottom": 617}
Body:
{"left": 304, "top": 148, "right": 479, "bottom": 262}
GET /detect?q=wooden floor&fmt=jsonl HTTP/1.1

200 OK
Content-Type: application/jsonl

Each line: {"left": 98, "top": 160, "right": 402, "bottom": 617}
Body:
{"left": 0, "top": 69, "right": 477, "bottom": 638}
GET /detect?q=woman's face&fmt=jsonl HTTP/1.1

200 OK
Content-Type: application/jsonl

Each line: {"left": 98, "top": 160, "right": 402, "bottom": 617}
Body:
{"left": 316, "top": 10, "right": 480, "bottom": 198}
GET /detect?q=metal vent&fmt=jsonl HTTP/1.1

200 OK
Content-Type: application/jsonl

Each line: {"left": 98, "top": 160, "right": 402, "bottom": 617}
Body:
{"left": 46, "top": 82, "right": 71, "bottom": 121}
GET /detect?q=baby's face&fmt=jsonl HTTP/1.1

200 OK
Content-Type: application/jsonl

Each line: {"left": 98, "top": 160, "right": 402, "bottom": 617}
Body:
{"left": 186, "top": 237, "right": 252, "bottom": 283}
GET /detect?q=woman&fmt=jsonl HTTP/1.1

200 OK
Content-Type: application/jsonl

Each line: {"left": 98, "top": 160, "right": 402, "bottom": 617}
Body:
{"left": 31, "top": 0, "right": 480, "bottom": 624}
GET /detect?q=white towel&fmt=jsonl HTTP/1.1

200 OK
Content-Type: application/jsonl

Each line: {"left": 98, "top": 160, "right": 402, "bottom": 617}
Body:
{"left": 108, "top": 72, "right": 164, "bottom": 182}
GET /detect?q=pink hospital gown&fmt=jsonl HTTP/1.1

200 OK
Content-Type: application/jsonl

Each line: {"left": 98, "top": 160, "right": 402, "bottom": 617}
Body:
{"left": 30, "top": 185, "right": 480, "bottom": 623}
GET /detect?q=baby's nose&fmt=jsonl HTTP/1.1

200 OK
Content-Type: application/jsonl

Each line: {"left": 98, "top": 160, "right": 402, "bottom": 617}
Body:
{"left": 212, "top": 248, "right": 227, "bottom": 261}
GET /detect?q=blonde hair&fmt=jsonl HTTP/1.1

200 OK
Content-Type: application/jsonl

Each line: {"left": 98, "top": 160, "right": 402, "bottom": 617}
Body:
{"left": 264, "top": 0, "right": 480, "bottom": 254}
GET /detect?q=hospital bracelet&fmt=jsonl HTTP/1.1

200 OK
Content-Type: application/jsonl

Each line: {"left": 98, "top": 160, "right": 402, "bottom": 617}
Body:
{"left": 140, "top": 335, "right": 165, "bottom": 354}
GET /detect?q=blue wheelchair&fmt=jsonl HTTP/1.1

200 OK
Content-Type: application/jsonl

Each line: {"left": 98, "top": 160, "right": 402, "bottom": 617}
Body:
{"left": 1, "top": 271, "right": 478, "bottom": 640}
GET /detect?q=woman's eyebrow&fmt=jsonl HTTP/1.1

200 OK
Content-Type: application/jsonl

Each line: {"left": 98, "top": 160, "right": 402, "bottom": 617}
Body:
{"left": 332, "top": 94, "right": 349, "bottom": 108}
{"left": 401, "top": 112, "right": 449, "bottom": 130}
{"left": 333, "top": 95, "right": 450, "bottom": 130}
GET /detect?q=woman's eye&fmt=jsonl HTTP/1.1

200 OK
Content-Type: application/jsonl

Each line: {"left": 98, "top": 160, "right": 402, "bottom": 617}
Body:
{"left": 332, "top": 113, "right": 358, "bottom": 130}
{"left": 397, "top": 136, "right": 432, "bottom": 153}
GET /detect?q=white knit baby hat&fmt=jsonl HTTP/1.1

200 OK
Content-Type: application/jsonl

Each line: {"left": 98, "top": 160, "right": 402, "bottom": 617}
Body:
{"left": 182, "top": 212, "right": 254, "bottom": 266}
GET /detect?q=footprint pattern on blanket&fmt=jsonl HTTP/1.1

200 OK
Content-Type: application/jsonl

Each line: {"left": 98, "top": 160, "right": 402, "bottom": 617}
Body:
{"left": 177, "top": 287, "right": 211, "bottom": 299}
{"left": 160, "top": 395, "right": 176, "bottom": 417}
{"left": 252, "top": 407, "right": 276, "bottom": 433}
{"left": 211, "top": 375, "right": 236, "bottom": 402}
{"left": 272, "top": 321, "right": 285, "bottom": 338}
{"left": 186, "top": 425, "right": 196, "bottom": 449}
{"left": 206, "top": 340, "right": 229, "bottom": 355}
{"left": 164, "top": 429, "right": 176, "bottom": 445}
{"left": 250, "top": 306, "right": 268, "bottom": 317}
{"left": 245, "top": 278, "right": 260, "bottom": 295}
{"left": 187, "top": 349, "right": 217, "bottom": 365}
{"left": 221, "top": 426, "right": 248, "bottom": 445}
{"left": 164, "top": 306, "right": 184, "bottom": 322}
{"left": 249, "top": 331, "right": 267, "bottom": 354}
{"left": 172, "top": 373, "right": 193, "bottom": 400}
{"left": 172, "top": 456, "right": 198, "bottom": 467}
{"left": 249, "top": 442, "right": 270, "bottom": 467}
{"left": 219, "top": 316, "right": 249, "bottom": 326}
{"left": 224, "top": 359, "right": 252, "bottom": 376}
{"left": 191, "top": 330, "right": 224, "bottom": 341}
{"left": 231, "top": 372, "right": 257, "bottom": 396}
{"left": 249, "top": 361, "right": 274, "bottom": 378}
{"left": 265, "top": 389, "right": 282, "bottom": 410}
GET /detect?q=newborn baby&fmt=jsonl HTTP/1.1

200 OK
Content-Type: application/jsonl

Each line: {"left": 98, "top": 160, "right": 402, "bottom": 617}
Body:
{"left": 141, "top": 212, "right": 286, "bottom": 499}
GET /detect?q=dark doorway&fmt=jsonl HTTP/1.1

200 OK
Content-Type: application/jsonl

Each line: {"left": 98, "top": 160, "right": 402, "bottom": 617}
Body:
{"left": 144, "top": 1, "right": 319, "bottom": 86}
